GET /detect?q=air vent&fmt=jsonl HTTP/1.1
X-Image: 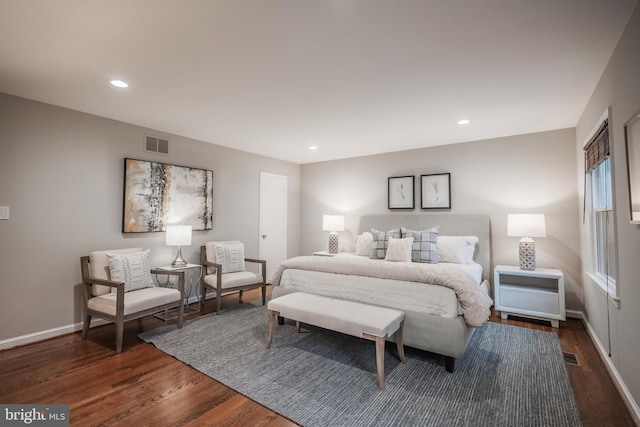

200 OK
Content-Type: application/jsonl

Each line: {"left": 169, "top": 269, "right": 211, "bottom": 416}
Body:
{"left": 144, "top": 135, "right": 169, "bottom": 155}
{"left": 563, "top": 351, "right": 580, "bottom": 366}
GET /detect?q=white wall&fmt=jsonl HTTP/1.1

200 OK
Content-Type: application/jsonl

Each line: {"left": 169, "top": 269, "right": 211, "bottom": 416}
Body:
{"left": 0, "top": 93, "right": 301, "bottom": 342}
{"left": 575, "top": 2, "right": 640, "bottom": 416}
{"left": 300, "top": 128, "right": 582, "bottom": 309}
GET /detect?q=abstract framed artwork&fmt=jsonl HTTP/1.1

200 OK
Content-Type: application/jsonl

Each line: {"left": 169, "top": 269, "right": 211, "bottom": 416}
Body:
{"left": 421, "top": 173, "right": 451, "bottom": 209}
{"left": 123, "top": 158, "right": 213, "bottom": 233}
{"left": 388, "top": 176, "right": 415, "bottom": 209}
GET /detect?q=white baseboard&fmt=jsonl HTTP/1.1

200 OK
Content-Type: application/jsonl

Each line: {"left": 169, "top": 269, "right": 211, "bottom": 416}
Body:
{"left": 565, "top": 309, "right": 583, "bottom": 319}
{"left": 0, "top": 295, "right": 201, "bottom": 351}
{"left": 581, "top": 313, "right": 640, "bottom": 425}
{"left": 0, "top": 318, "right": 111, "bottom": 351}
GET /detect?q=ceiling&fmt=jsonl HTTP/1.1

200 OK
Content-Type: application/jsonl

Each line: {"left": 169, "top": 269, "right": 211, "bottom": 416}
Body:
{"left": 0, "top": 1, "right": 637, "bottom": 164}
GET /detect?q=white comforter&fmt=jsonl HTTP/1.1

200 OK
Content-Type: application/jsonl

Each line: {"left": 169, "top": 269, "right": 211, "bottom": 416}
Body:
{"left": 271, "top": 256, "right": 493, "bottom": 327}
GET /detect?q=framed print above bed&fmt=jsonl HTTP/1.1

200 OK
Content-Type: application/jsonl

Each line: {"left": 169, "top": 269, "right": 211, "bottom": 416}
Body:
{"left": 421, "top": 173, "right": 451, "bottom": 209}
{"left": 388, "top": 176, "right": 415, "bottom": 209}
{"left": 123, "top": 158, "right": 213, "bottom": 233}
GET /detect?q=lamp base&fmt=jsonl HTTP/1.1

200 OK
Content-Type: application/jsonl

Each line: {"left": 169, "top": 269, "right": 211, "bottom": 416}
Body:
{"left": 171, "top": 247, "right": 188, "bottom": 268}
{"left": 519, "top": 239, "right": 536, "bottom": 270}
{"left": 328, "top": 232, "right": 339, "bottom": 254}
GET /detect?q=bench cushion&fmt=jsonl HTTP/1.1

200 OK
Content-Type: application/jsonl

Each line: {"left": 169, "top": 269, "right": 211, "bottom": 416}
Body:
{"left": 268, "top": 292, "right": 404, "bottom": 338}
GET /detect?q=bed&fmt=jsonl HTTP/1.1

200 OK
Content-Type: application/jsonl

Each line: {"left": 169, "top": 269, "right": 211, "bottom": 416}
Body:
{"left": 270, "top": 213, "right": 493, "bottom": 372}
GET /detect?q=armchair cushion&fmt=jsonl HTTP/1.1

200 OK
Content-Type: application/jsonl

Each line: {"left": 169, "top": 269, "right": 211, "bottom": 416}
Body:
{"left": 205, "top": 241, "right": 246, "bottom": 274}
{"left": 106, "top": 249, "right": 154, "bottom": 292}
{"left": 213, "top": 242, "right": 246, "bottom": 273}
{"left": 204, "top": 271, "right": 264, "bottom": 290}
{"left": 87, "top": 287, "right": 181, "bottom": 317}
{"left": 89, "top": 247, "right": 145, "bottom": 296}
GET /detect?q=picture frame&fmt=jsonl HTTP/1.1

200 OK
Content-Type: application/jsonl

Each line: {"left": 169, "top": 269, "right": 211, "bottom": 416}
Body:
{"left": 625, "top": 109, "right": 640, "bottom": 224}
{"left": 123, "top": 158, "right": 213, "bottom": 233}
{"left": 388, "top": 176, "right": 415, "bottom": 209}
{"left": 421, "top": 173, "right": 451, "bottom": 209}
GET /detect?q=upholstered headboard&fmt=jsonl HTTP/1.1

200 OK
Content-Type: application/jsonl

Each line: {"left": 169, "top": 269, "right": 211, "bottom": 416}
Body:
{"left": 358, "top": 214, "right": 492, "bottom": 281}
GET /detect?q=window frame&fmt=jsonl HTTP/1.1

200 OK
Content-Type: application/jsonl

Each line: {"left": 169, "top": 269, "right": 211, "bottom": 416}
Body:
{"left": 583, "top": 111, "right": 620, "bottom": 305}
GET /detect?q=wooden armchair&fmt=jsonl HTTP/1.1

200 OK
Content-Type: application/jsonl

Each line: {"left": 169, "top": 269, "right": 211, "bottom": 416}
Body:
{"left": 80, "top": 248, "right": 184, "bottom": 353}
{"left": 200, "top": 241, "right": 266, "bottom": 314}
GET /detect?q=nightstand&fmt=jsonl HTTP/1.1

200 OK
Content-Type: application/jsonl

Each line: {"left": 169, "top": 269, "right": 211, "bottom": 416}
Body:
{"left": 494, "top": 265, "right": 565, "bottom": 328}
{"left": 312, "top": 251, "right": 337, "bottom": 256}
{"left": 154, "top": 263, "right": 202, "bottom": 319}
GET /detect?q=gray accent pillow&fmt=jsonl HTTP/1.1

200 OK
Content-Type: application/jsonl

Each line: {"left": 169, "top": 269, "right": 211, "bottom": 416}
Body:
{"left": 401, "top": 227, "right": 439, "bottom": 263}
{"left": 370, "top": 228, "right": 402, "bottom": 259}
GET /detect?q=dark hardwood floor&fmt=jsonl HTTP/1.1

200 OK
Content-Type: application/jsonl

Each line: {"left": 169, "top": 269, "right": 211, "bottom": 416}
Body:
{"left": 0, "top": 286, "right": 636, "bottom": 426}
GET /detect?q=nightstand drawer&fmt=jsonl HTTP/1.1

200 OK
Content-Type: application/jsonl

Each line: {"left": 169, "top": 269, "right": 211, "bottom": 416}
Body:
{"left": 499, "top": 285, "right": 560, "bottom": 315}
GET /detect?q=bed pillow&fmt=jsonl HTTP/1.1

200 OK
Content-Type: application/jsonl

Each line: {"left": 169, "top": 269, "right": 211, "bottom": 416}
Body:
{"left": 355, "top": 232, "right": 373, "bottom": 256}
{"left": 106, "top": 249, "right": 154, "bottom": 292}
{"left": 437, "top": 236, "right": 479, "bottom": 264}
{"left": 370, "top": 228, "right": 402, "bottom": 259}
{"left": 401, "top": 227, "right": 439, "bottom": 263}
{"left": 213, "top": 242, "right": 246, "bottom": 273}
{"left": 384, "top": 237, "right": 414, "bottom": 262}
{"left": 339, "top": 236, "right": 356, "bottom": 254}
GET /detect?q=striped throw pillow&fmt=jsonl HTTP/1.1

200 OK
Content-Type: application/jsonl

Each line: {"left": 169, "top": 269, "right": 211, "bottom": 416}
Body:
{"left": 106, "top": 249, "right": 154, "bottom": 292}
{"left": 213, "top": 243, "right": 246, "bottom": 273}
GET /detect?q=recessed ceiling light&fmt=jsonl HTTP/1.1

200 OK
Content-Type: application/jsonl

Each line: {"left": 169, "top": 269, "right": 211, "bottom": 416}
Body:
{"left": 456, "top": 119, "right": 470, "bottom": 125}
{"left": 309, "top": 146, "right": 318, "bottom": 150}
{"left": 110, "top": 79, "right": 128, "bottom": 88}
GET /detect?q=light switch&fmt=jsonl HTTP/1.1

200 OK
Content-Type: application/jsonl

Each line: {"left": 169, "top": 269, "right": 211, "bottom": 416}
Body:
{"left": 0, "top": 206, "right": 9, "bottom": 220}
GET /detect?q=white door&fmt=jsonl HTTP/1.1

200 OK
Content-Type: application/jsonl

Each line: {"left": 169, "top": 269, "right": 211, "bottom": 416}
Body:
{"left": 259, "top": 172, "right": 288, "bottom": 281}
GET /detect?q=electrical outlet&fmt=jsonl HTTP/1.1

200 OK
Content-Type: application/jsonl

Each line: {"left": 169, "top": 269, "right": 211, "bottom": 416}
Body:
{"left": 0, "top": 206, "right": 9, "bottom": 220}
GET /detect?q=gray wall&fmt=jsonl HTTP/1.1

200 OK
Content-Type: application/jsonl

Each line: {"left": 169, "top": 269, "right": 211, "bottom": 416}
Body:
{"left": 300, "top": 128, "right": 582, "bottom": 310}
{"left": 0, "top": 93, "right": 300, "bottom": 341}
{"left": 575, "top": 2, "right": 640, "bottom": 413}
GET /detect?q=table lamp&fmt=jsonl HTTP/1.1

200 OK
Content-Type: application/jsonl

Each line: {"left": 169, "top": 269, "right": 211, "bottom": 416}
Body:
{"left": 166, "top": 225, "right": 192, "bottom": 267}
{"left": 507, "top": 214, "right": 546, "bottom": 270}
{"left": 322, "top": 215, "right": 344, "bottom": 254}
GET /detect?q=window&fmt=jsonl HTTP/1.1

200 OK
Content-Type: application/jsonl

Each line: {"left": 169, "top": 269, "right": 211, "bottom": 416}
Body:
{"left": 584, "top": 117, "right": 618, "bottom": 297}
{"left": 590, "top": 158, "right": 616, "bottom": 284}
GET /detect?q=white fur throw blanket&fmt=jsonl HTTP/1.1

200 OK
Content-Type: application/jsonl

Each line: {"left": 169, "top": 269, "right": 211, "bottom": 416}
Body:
{"left": 271, "top": 256, "right": 493, "bottom": 327}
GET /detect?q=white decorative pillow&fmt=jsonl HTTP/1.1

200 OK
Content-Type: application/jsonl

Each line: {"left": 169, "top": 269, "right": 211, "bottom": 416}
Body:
{"left": 384, "top": 237, "right": 414, "bottom": 262}
{"left": 339, "top": 236, "right": 356, "bottom": 253}
{"left": 213, "top": 243, "right": 246, "bottom": 273}
{"left": 370, "top": 228, "right": 402, "bottom": 259}
{"left": 401, "top": 227, "right": 439, "bottom": 263}
{"left": 355, "top": 232, "right": 373, "bottom": 256}
{"left": 437, "top": 236, "right": 479, "bottom": 264}
{"left": 106, "top": 249, "right": 154, "bottom": 292}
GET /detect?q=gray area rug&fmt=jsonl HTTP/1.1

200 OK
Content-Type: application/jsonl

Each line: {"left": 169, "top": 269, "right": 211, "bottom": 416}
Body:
{"left": 140, "top": 303, "right": 582, "bottom": 427}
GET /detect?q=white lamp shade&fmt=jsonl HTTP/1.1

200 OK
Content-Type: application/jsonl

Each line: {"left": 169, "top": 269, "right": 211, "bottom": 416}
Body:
{"left": 166, "top": 225, "right": 192, "bottom": 246}
{"left": 507, "top": 214, "right": 546, "bottom": 238}
{"left": 322, "top": 215, "right": 344, "bottom": 232}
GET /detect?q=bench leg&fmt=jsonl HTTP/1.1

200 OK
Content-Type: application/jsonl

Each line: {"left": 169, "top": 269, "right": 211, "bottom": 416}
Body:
{"left": 396, "top": 320, "right": 406, "bottom": 363}
{"left": 295, "top": 321, "right": 301, "bottom": 333}
{"left": 375, "top": 336, "right": 385, "bottom": 390}
{"left": 444, "top": 356, "right": 455, "bottom": 373}
{"left": 266, "top": 309, "right": 278, "bottom": 349}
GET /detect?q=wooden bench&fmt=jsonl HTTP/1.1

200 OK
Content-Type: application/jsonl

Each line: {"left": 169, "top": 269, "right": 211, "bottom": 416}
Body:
{"left": 266, "top": 292, "right": 405, "bottom": 390}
